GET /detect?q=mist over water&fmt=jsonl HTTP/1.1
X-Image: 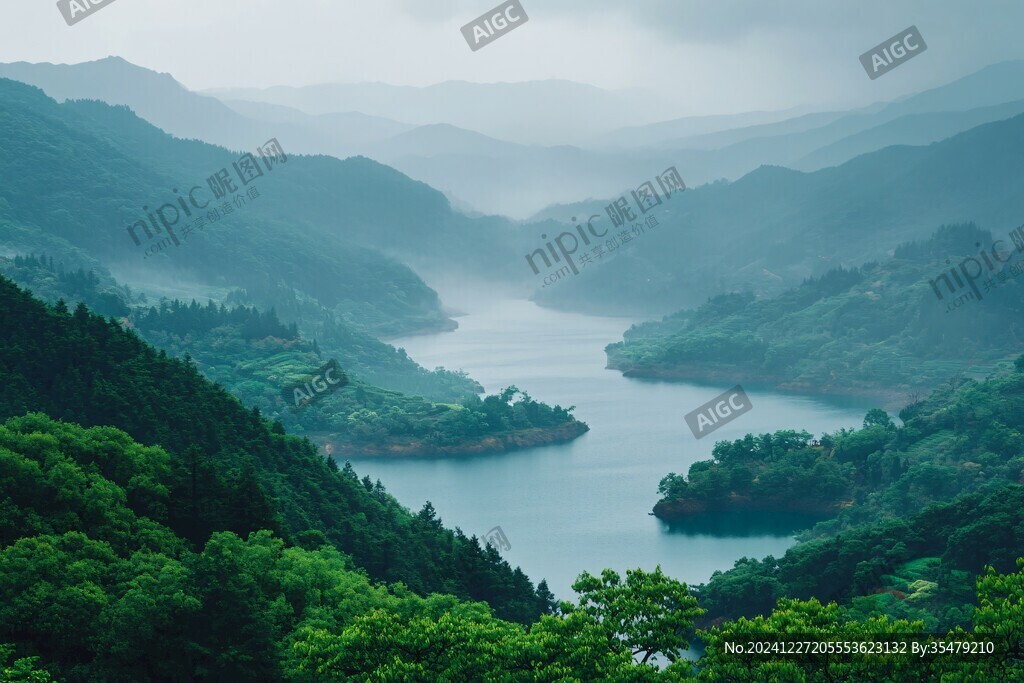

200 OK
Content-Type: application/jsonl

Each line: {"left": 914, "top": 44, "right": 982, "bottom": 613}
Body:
{"left": 350, "top": 296, "right": 874, "bottom": 598}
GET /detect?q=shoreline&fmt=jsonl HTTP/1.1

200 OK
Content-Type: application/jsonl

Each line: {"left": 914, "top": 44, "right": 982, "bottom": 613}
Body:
{"left": 313, "top": 421, "right": 590, "bottom": 458}
{"left": 652, "top": 495, "right": 843, "bottom": 521}
{"left": 609, "top": 358, "right": 914, "bottom": 412}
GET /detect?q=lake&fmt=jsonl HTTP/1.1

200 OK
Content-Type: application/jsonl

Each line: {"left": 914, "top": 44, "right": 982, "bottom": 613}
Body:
{"left": 348, "top": 297, "right": 873, "bottom": 600}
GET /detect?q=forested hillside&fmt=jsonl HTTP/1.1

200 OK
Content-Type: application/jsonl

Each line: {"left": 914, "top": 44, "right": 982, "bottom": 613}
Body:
{"left": 657, "top": 356, "right": 1024, "bottom": 633}
{"left": 535, "top": 112, "right": 1024, "bottom": 315}
{"left": 0, "top": 256, "right": 585, "bottom": 455}
{"left": 0, "top": 275, "right": 551, "bottom": 623}
{"left": 1, "top": 274, "right": 1021, "bottom": 681}
{"left": 0, "top": 77, "right": 471, "bottom": 338}
{"left": 0, "top": 419, "right": 1019, "bottom": 681}
{"left": 608, "top": 224, "right": 1024, "bottom": 404}
{"left": 0, "top": 253, "right": 479, "bottom": 402}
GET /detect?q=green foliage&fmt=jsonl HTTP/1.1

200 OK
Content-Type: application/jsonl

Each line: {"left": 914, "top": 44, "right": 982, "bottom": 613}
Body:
{"left": 657, "top": 364, "right": 1024, "bottom": 634}
{"left": 696, "top": 485, "right": 1024, "bottom": 631}
{"left": 608, "top": 224, "right": 1024, "bottom": 396}
{"left": 689, "top": 598, "right": 926, "bottom": 682}
{"left": 680, "top": 560, "right": 1024, "bottom": 681}
{"left": 0, "top": 276, "right": 1022, "bottom": 680}
{"left": 655, "top": 430, "right": 851, "bottom": 516}
{"left": 571, "top": 567, "right": 704, "bottom": 665}
{"left": 130, "top": 294, "right": 583, "bottom": 454}
{"left": 0, "top": 644, "right": 51, "bottom": 682}
{"left": 0, "top": 277, "right": 551, "bottom": 624}
{"left": 0, "top": 252, "right": 479, "bottom": 402}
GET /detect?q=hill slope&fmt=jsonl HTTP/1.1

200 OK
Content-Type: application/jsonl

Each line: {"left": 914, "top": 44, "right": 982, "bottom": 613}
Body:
{"left": 606, "top": 224, "right": 1024, "bottom": 405}
{"left": 0, "top": 274, "right": 550, "bottom": 623}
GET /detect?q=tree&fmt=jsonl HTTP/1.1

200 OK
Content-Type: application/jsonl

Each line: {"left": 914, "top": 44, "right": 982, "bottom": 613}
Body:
{"left": 863, "top": 408, "right": 895, "bottom": 431}
{"left": 691, "top": 597, "right": 926, "bottom": 682}
{"left": 0, "top": 644, "right": 52, "bottom": 682}
{"left": 571, "top": 566, "right": 704, "bottom": 664}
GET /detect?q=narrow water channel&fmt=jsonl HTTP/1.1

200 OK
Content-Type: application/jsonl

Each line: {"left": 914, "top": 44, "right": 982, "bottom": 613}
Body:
{"left": 349, "top": 298, "right": 873, "bottom": 599}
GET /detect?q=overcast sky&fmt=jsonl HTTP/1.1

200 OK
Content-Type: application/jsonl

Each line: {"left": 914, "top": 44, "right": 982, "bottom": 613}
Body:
{"left": 2, "top": 0, "right": 1023, "bottom": 118}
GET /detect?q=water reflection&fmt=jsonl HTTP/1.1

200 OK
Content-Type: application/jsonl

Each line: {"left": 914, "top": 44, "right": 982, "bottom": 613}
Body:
{"left": 357, "top": 296, "right": 873, "bottom": 597}
{"left": 660, "top": 511, "right": 829, "bottom": 537}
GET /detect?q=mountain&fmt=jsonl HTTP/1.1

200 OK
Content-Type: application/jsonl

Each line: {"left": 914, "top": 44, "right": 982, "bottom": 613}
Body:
{"left": 0, "top": 76, "right": 513, "bottom": 402}
{"left": 531, "top": 110, "right": 1024, "bottom": 316}
{"left": 0, "top": 58, "right": 681, "bottom": 216}
{"left": 596, "top": 105, "right": 850, "bottom": 151}
{"left": 0, "top": 75, "right": 539, "bottom": 317}
{"left": 0, "top": 56, "right": 280, "bottom": 154}
{"left": 658, "top": 61, "right": 1024, "bottom": 178}
{"left": 220, "top": 99, "right": 416, "bottom": 146}
{"left": 793, "top": 98, "right": 1024, "bottom": 171}
{"left": 205, "top": 79, "right": 673, "bottom": 147}
{"left": 0, "top": 275, "right": 551, "bottom": 624}
{"left": 548, "top": 62, "right": 1024, "bottom": 219}
{"left": 606, "top": 224, "right": 1024, "bottom": 406}
{"left": 10, "top": 58, "right": 1024, "bottom": 223}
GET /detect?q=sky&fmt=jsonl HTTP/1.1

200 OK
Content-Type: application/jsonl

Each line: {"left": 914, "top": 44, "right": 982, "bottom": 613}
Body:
{"left": 2, "top": 0, "right": 1023, "bottom": 118}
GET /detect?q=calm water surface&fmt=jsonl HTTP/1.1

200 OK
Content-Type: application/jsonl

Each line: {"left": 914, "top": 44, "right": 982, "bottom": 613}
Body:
{"left": 349, "top": 298, "right": 872, "bottom": 600}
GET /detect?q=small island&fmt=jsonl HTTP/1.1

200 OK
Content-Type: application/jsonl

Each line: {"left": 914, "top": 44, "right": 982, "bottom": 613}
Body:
{"left": 653, "top": 428, "right": 855, "bottom": 522}
{"left": 306, "top": 386, "right": 589, "bottom": 457}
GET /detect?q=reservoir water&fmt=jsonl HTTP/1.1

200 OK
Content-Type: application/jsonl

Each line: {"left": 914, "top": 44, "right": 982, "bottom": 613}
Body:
{"left": 349, "top": 298, "right": 873, "bottom": 600}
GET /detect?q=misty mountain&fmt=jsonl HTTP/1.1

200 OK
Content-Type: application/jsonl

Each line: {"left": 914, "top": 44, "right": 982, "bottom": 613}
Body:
{"left": 11, "top": 57, "right": 1024, "bottom": 222}
{"left": 652, "top": 61, "right": 1024, "bottom": 180}
{"left": 0, "top": 77, "right": 515, "bottom": 340}
{"left": 0, "top": 57, "right": 276, "bottom": 153}
{"left": 793, "top": 98, "right": 1024, "bottom": 170}
{"left": 531, "top": 111, "right": 1024, "bottom": 316}
{"left": 0, "top": 58, "right": 670, "bottom": 217}
{"left": 389, "top": 60, "right": 1024, "bottom": 217}
{"left": 205, "top": 79, "right": 673, "bottom": 147}
{"left": 594, "top": 105, "right": 847, "bottom": 151}
{"left": 221, "top": 99, "right": 417, "bottom": 147}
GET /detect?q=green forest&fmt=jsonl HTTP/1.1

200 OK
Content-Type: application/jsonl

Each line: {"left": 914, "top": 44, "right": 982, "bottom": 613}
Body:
{"left": 657, "top": 357, "right": 1024, "bottom": 637}
{"left": 1, "top": 52, "right": 1024, "bottom": 682}
{"left": 0, "top": 257, "right": 585, "bottom": 456}
{"left": 1, "top": 249, "right": 1023, "bottom": 681}
{"left": 608, "top": 224, "right": 1024, "bottom": 404}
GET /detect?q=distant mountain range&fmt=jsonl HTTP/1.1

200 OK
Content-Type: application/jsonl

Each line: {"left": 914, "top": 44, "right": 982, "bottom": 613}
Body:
{"left": 532, "top": 101, "right": 1024, "bottom": 315}
{"left": 6, "top": 57, "right": 1024, "bottom": 321}
{"left": 14, "top": 58, "right": 1023, "bottom": 220}
{"left": 204, "top": 79, "right": 677, "bottom": 147}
